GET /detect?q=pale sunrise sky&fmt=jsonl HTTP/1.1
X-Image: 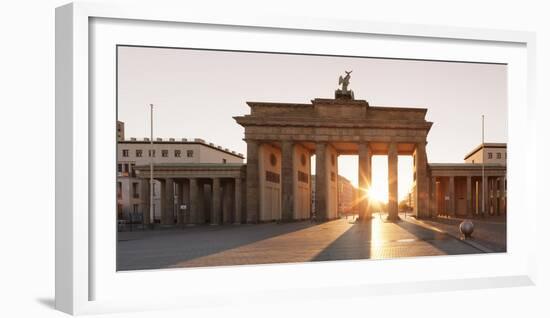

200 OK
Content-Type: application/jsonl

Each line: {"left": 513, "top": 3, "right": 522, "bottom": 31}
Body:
{"left": 117, "top": 46, "right": 507, "bottom": 201}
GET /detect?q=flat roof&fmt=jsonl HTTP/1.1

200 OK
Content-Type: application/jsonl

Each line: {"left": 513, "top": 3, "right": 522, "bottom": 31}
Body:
{"left": 429, "top": 163, "right": 505, "bottom": 169}
{"left": 463, "top": 142, "right": 507, "bottom": 160}
{"left": 118, "top": 140, "right": 244, "bottom": 159}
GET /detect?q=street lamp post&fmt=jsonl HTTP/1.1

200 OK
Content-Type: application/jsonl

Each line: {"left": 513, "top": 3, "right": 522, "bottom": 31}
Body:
{"left": 150, "top": 104, "right": 154, "bottom": 228}
{"left": 481, "top": 114, "right": 485, "bottom": 217}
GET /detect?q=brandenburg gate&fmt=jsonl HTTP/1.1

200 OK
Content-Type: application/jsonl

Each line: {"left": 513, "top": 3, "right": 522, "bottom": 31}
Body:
{"left": 131, "top": 72, "right": 505, "bottom": 226}
{"left": 234, "top": 72, "right": 433, "bottom": 222}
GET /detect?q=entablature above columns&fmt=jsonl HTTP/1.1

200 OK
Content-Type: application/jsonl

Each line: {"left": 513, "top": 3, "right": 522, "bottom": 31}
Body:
{"left": 243, "top": 139, "right": 426, "bottom": 156}
{"left": 134, "top": 164, "right": 245, "bottom": 179}
{"left": 429, "top": 164, "right": 506, "bottom": 177}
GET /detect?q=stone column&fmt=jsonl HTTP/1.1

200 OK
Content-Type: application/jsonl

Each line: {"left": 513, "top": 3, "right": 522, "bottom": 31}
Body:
{"left": 387, "top": 142, "right": 399, "bottom": 221}
{"left": 448, "top": 176, "right": 455, "bottom": 216}
{"left": 176, "top": 180, "right": 184, "bottom": 225}
{"left": 358, "top": 142, "right": 372, "bottom": 220}
{"left": 366, "top": 150, "right": 373, "bottom": 217}
{"left": 222, "top": 180, "right": 233, "bottom": 224}
{"left": 281, "top": 140, "right": 295, "bottom": 222}
{"left": 491, "top": 178, "right": 499, "bottom": 214}
{"left": 315, "top": 142, "right": 328, "bottom": 221}
{"left": 414, "top": 142, "right": 429, "bottom": 218}
{"left": 211, "top": 178, "right": 221, "bottom": 225}
{"left": 430, "top": 177, "right": 437, "bottom": 217}
{"left": 466, "top": 176, "right": 472, "bottom": 217}
{"left": 162, "top": 178, "right": 175, "bottom": 225}
{"left": 234, "top": 177, "right": 242, "bottom": 224}
{"left": 499, "top": 176, "right": 506, "bottom": 215}
{"left": 246, "top": 140, "right": 260, "bottom": 223}
{"left": 140, "top": 179, "right": 150, "bottom": 225}
{"left": 189, "top": 178, "right": 198, "bottom": 224}
{"left": 482, "top": 175, "right": 488, "bottom": 216}
{"left": 198, "top": 182, "right": 207, "bottom": 223}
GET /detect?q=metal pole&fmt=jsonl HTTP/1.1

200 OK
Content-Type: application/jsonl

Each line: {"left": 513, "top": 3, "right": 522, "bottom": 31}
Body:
{"left": 150, "top": 104, "right": 154, "bottom": 227}
{"left": 481, "top": 114, "right": 485, "bottom": 217}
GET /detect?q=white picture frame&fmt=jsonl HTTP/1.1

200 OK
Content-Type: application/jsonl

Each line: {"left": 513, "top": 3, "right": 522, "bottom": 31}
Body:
{"left": 55, "top": 2, "right": 537, "bottom": 315}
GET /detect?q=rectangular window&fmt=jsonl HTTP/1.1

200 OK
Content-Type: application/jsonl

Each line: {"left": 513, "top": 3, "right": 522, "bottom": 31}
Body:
{"left": 132, "top": 182, "right": 139, "bottom": 198}
{"left": 162, "top": 150, "right": 168, "bottom": 157}
{"left": 122, "top": 149, "right": 129, "bottom": 157}
{"left": 298, "top": 171, "right": 309, "bottom": 184}
{"left": 497, "top": 152, "right": 501, "bottom": 159}
{"left": 488, "top": 152, "right": 493, "bottom": 159}
{"left": 187, "top": 150, "right": 194, "bottom": 157}
{"left": 222, "top": 158, "right": 227, "bottom": 163}
{"left": 149, "top": 149, "right": 156, "bottom": 157}
{"left": 130, "top": 164, "right": 136, "bottom": 177}
{"left": 117, "top": 182, "right": 122, "bottom": 199}
{"left": 136, "top": 149, "right": 142, "bottom": 157}
{"left": 117, "top": 163, "right": 122, "bottom": 173}
{"left": 117, "top": 204, "right": 123, "bottom": 219}
{"left": 265, "top": 171, "right": 280, "bottom": 183}
{"left": 174, "top": 150, "right": 181, "bottom": 157}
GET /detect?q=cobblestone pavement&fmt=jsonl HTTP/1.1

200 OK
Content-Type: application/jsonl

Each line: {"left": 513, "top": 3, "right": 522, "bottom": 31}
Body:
{"left": 408, "top": 215, "right": 507, "bottom": 252}
{"left": 117, "top": 213, "right": 483, "bottom": 271}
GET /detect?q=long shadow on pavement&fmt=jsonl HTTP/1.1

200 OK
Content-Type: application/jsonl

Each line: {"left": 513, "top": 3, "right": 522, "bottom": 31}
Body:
{"left": 117, "top": 221, "right": 319, "bottom": 271}
{"left": 312, "top": 223, "right": 371, "bottom": 262}
{"left": 395, "top": 218, "right": 484, "bottom": 255}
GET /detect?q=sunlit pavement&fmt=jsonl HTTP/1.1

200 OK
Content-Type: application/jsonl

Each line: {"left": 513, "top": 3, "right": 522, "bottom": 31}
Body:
{"left": 117, "top": 213, "right": 483, "bottom": 271}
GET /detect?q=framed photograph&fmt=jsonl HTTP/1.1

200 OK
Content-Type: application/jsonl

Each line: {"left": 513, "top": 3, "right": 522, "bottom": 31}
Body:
{"left": 56, "top": 2, "right": 537, "bottom": 315}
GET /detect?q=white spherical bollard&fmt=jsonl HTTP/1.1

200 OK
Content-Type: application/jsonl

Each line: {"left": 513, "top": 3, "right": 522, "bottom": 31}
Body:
{"left": 459, "top": 219, "right": 474, "bottom": 238}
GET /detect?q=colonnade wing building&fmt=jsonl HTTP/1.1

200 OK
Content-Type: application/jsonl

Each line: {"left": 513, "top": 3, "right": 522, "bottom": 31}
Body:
{"left": 430, "top": 143, "right": 507, "bottom": 217}
{"left": 118, "top": 90, "right": 506, "bottom": 227}
{"left": 116, "top": 132, "right": 245, "bottom": 225}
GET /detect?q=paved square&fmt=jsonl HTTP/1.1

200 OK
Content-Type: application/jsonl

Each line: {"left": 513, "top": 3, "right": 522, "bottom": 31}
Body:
{"left": 117, "top": 213, "right": 484, "bottom": 270}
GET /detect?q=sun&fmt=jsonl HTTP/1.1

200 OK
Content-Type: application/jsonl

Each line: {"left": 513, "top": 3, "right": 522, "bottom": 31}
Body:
{"left": 367, "top": 186, "right": 388, "bottom": 203}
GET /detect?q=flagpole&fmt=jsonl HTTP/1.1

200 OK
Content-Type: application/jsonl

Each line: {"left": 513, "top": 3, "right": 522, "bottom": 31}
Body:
{"left": 481, "top": 114, "right": 485, "bottom": 217}
{"left": 150, "top": 104, "right": 154, "bottom": 226}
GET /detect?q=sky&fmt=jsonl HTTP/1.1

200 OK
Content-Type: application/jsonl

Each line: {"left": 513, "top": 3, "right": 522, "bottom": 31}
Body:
{"left": 118, "top": 46, "right": 507, "bottom": 201}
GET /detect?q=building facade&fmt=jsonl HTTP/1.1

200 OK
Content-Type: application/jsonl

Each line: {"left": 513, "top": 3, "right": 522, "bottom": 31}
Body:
{"left": 427, "top": 143, "right": 507, "bottom": 217}
{"left": 337, "top": 176, "right": 358, "bottom": 215}
{"left": 464, "top": 143, "right": 507, "bottom": 164}
{"left": 116, "top": 125, "right": 244, "bottom": 224}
